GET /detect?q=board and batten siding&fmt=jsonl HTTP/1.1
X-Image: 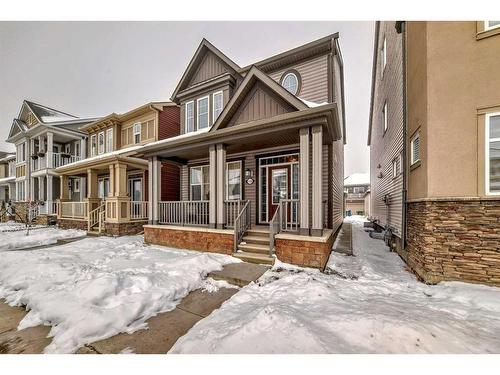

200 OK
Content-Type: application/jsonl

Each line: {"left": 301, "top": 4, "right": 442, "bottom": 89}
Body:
{"left": 369, "top": 21, "right": 404, "bottom": 237}
{"left": 268, "top": 54, "right": 329, "bottom": 104}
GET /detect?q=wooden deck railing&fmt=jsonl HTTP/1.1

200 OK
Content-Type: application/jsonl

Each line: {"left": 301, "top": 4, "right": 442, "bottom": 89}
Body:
{"left": 158, "top": 201, "right": 210, "bottom": 226}
{"left": 280, "top": 198, "right": 300, "bottom": 232}
{"left": 60, "top": 201, "right": 88, "bottom": 219}
{"left": 129, "top": 201, "right": 148, "bottom": 220}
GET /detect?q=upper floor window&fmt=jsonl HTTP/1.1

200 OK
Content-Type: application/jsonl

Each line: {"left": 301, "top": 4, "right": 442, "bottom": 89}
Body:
{"left": 486, "top": 113, "right": 500, "bottom": 195}
{"left": 106, "top": 128, "right": 114, "bottom": 153}
{"left": 213, "top": 91, "right": 223, "bottom": 123}
{"left": 98, "top": 131, "right": 105, "bottom": 154}
{"left": 226, "top": 161, "right": 242, "bottom": 200}
{"left": 185, "top": 101, "right": 194, "bottom": 133}
{"left": 485, "top": 21, "right": 500, "bottom": 31}
{"left": 16, "top": 143, "right": 26, "bottom": 163}
{"left": 353, "top": 187, "right": 365, "bottom": 194}
{"left": 381, "top": 37, "right": 387, "bottom": 74}
{"left": 133, "top": 123, "right": 141, "bottom": 144}
{"left": 281, "top": 72, "right": 299, "bottom": 95}
{"left": 91, "top": 134, "right": 97, "bottom": 156}
{"left": 197, "top": 96, "right": 209, "bottom": 130}
{"left": 410, "top": 132, "right": 420, "bottom": 166}
{"left": 382, "top": 101, "right": 388, "bottom": 133}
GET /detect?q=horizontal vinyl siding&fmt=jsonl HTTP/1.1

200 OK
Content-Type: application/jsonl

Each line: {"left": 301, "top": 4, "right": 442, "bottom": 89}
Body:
{"left": 331, "top": 140, "right": 344, "bottom": 232}
{"left": 181, "top": 165, "right": 189, "bottom": 201}
{"left": 268, "top": 54, "right": 329, "bottom": 103}
{"left": 370, "top": 22, "right": 404, "bottom": 236}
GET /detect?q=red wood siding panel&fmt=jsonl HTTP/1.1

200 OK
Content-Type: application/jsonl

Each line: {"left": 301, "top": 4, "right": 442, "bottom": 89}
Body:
{"left": 158, "top": 106, "right": 180, "bottom": 140}
{"left": 144, "top": 170, "right": 149, "bottom": 201}
{"left": 161, "top": 162, "right": 180, "bottom": 201}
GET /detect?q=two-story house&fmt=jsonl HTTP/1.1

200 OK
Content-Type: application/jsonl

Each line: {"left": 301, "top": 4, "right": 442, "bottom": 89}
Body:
{"left": 54, "top": 102, "right": 180, "bottom": 235}
{"left": 344, "top": 173, "right": 370, "bottom": 216}
{"left": 368, "top": 21, "right": 500, "bottom": 286}
{"left": 5, "top": 100, "right": 97, "bottom": 223}
{"left": 141, "top": 35, "right": 347, "bottom": 269}
{"left": 0, "top": 151, "right": 16, "bottom": 211}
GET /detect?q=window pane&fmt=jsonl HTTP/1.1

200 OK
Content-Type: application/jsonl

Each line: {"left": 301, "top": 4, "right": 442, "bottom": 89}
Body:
{"left": 202, "top": 166, "right": 209, "bottom": 184}
{"left": 490, "top": 140, "right": 500, "bottom": 192}
{"left": 488, "top": 21, "right": 500, "bottom": 28}
{"left": 213, "top": 92, "right": 223, "bottom": 121}
{"left": 202, "top": 183, "right": 210, "bottom": 200}
{"left": 489, "top": 115, "right": 500, "bottom": 139}
{"left": 190, "top": 167, "right": 202, "bottom": 184}
{"left": 191, "top": 185, "right": 201, "bottom": 201}
{"left": 282, "top": 73, "right": 298, "bottom": 94}
{"left": 198, "top": 97, "right": 209, "bottom": 129}
{"left": 186, "top": 102, "right": 194, "bottom": 132}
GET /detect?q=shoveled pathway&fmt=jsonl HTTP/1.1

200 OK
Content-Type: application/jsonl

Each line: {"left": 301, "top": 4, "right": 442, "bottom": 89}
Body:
{"left": 0, "top": 262, "right": 268, "bottom": 354}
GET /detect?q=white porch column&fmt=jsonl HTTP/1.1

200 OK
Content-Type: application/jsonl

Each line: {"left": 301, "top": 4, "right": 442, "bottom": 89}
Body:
{"left": 311, "top": 125, "right": 323, "bottom": 236}
{"left": 147, "top": 158, "right": 154, "bottom": 224}
{"left": 38, "top": 176, "right": 44, "bottom": 201}
{"left": 46, "top": 175, "right": 53, "bottom": 214}
{"left": 47, "top": 132, "right": 54, "bottom": 169}
{"left": 216, "top": 143, "right": 226, "bottom": 229}
{"left": 80, "top": 177, "right": 86, "bottom": 201}
{"left": 299, "top": 127, "right": 310, "bottom": 235}
{"left": 209, "top": 145, "right": 217, "bottom": 228}
{"left": 151, "top": 156, "right": 161, "bottom": 224}
{"left": 80, "top": 138, "right": 87, "bottom": 159}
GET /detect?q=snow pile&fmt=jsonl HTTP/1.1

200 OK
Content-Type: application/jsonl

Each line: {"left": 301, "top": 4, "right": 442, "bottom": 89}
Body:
{"left": 0, "top": 236, "right": 239, "bottom": 353}
{"left": 170, "top": 216, "right": 500, "bottom": 354}
{"left": 0, "top": 222, "right": 85, "bottom": 251}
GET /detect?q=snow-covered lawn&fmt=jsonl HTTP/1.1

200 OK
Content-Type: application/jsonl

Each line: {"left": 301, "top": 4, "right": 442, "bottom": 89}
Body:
{"left": 170, "top": 216, "right": 500, "bottom": 354}
{"left": 0, "top": 235, "right": 239, "bottom": 353}
{"left": 0, "top": 221, "right": 85, "bottom": 251}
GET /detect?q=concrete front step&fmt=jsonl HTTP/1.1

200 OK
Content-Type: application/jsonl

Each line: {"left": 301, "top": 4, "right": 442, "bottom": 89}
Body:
{"left": 233, "top": 251, "right": 274, "bottom": 265}
{"left": 237, "top": 243, "right": 270, "bottom": 255}
{"left": 242, "top": 235, "right": 270, "bottom": 245}
{"left": 246, "top": 228, "right": 270, "bottom": 238}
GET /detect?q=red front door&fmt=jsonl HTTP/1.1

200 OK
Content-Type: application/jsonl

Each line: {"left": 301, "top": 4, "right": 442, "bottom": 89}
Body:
{"left": 267, "top": 166, "right": 290, "bottom": 221}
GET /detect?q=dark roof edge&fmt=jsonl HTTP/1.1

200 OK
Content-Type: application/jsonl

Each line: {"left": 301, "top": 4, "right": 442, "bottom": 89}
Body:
{"left": 367, "top": 21, "right": 380, "bottom": 146}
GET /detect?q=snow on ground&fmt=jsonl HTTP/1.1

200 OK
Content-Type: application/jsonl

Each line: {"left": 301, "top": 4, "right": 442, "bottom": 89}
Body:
{"left": 170, "top": 216, "right": 500, "bottom": 354}
{"left": 0, "top": 221, "right": 86, "bottom": 251}
{"left": 0, "top": 235, "right": 239, "bottom": 353}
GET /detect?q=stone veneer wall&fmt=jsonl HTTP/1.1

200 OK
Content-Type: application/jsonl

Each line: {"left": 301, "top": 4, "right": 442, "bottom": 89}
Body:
{"left": 105, "top": 221, "right": 147, "bottom": 236}
{"left": 58, "top": 218, "right": 88, "bottom": 231}
{"left": 406, "top": 199, "right": 500, "bottom": 286}
{"left": 275, "top": 230, "right": 335, "bottom": 270}
{"left": 144, "top": 226, "right": 233, "bottom": 255}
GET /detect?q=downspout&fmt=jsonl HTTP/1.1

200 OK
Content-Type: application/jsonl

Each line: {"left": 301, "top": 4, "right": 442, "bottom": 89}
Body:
{"left": 398, "top": 21, "right": 408, "bottom": 249}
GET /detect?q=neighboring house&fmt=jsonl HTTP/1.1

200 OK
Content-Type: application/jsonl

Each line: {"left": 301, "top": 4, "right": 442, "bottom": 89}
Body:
{"left": 141, "top": 34, "right": 346, "bottom": 269}
{"left": 0, "top": 151, "right": 16, "bottom": 206}
{"left": 344, "top": 173, "right": 370, "bottom": 216}
{"left": 5, "top": 100, "right": 97, "bottom": 223}
{"left": 54, "top": 102, "right": 180, "bottom": 235}
{"left": 368, "top": 21, "right": 500, "bottom": 286}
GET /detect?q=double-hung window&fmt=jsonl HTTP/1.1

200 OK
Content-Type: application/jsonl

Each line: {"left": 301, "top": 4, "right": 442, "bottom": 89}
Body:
{"left": 91, "top": 134, "right": 97, "bottom": 156}
{"left": 16, "top": 143, "right": 26, "bottom": 163}
{"left": 133, "top": 123, "right": 141, "bottom": 144}
{"left": 75, "top": 141, "right": 80, "bottom": 157}
{"left": 486, "top": 113, "right": 500, "bottom": 195}
{"left": 98, "top": 132, "right": 105, "bottom": 154}
{"left": 410, "top": 132, "right": 420, "bottom": 166}
{"left": 185, "top": 101, "right": 194, "bottom": 133}
{"left": 106, "top": 128, "right": 113, "bottom": 153}
{"left": 382, "top": 101, "right": 388, "bottom": 133}
{"left": 190, "top": 165, "right": 210, "bottom": 201}
{"left": 197, "top": 96, "right": 209, "bottom": 130}
{"left": 226, "top": 161, "right": 242, "bottom": 200}
{"left": 213, "top": 91, "right": 223, "bottom": 123}
{"left": 485, "top": 21, "right": 500, "bottom": 31}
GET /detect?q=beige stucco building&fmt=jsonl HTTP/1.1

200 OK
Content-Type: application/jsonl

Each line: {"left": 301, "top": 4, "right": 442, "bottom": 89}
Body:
{"left": 369, "top": 21, "right": 500, "bottom": 286}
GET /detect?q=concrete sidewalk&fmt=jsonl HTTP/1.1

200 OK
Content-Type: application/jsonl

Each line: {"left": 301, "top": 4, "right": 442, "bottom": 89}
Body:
{"left": 0, "top": 262, "right": 269, "bottom": 354}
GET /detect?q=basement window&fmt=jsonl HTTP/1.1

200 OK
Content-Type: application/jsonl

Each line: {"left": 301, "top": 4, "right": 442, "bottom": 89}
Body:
{"left": 410, "top": 132, "right": 420, "bottom": 166}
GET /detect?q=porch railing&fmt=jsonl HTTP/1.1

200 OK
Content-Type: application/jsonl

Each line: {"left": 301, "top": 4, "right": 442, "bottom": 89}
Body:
{"left": 60, "top": 201, "right": 88, "bottom": 219}
{"left": 225, "top": 200, "right": 246, "bottom": 228}
{"left": 129, "top": 201, "right": 148, "bottom": 220}
{"left": 269, "top": 204, "right": 282, "bottom": 256}
{"left": 158, "top": 201, "right": 210, "bottom": 226}
{"left": 38, "top": 201, "right": 57, "bottom": 215}
{"left": 53, "top": 153, "right": 80, "bottom": 168}
{"left": 280, "top": 198, "right": 300, "bottom": 232}
{"left": 233, "top": 201, "right": 251, "bottom": 252}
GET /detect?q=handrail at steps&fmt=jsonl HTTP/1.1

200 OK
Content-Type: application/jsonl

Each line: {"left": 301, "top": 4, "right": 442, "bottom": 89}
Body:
{"left": 233, "top": 200, "right": 250, "bottom": 252}
{"left": 269, "top": 204, "right": 282, "bottom": 256}
{"left": 88, "top": 203, "right": 105, "bottom": 233}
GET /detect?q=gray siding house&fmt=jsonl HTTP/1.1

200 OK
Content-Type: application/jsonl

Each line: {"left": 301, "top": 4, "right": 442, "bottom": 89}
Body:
{"left": 142, "top": 35, "right": 346, "bottom": 269}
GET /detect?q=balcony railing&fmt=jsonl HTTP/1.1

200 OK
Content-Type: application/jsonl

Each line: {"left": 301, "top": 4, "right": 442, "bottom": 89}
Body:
{"left": 159, "top": 201, "right": 210, "bottom": 227}
{"left": 31, "top": 153, "right": 80, "bottom": 171}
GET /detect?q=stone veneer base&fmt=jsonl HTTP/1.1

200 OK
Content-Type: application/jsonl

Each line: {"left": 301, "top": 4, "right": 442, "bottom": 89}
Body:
{"left": 144, "top": 225, "right": 234, "bottom": 255}
{"left": 105, "top": 221, "right": 148, "bottom": 236}
{"left": 58, "top": 218, "right": 88, "bottom": 231}
{"left": 406, "top": 199, "right": 500, "bottom": 286}
{"left": 274, "top": 229, "right": 335, "bottom": 269}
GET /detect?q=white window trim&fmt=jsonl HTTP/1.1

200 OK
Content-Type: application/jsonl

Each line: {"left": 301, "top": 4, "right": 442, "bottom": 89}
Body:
{"left": 392, "top": 158, "right": 398, "bottom": 178}
{"left": 212, "top": 91, "right": 223, "bottom": 124}
{"left": 90, "top": 134, "right": 97, "bottom": 156}
{"left": 383, "top": 101, "right": 388, "bottom": 133}
{"left": 190, "top": 165, "right": 210, "bottom": 201}
{"left": 133, "top": 122, "right": 141, "bottom": 144}
{"left": 226, "top": 160, "right": 242, "bottom": 201}
{"left": 185, "top": 100, "right": 194, "bottom": 133}
{"left": 98, "top": 131, "right": 105, "bottom": 155}
{"left": 282, "top": 72, "right": 299, "bottom": 95}
{"left": 410, "top": 132, "right": 421, "bottom": 166}
{"left": 382, "top": 37, "right": 387, "bottom": 72}
{"left": 106, "top": 128, "right": 113, "bottom": 153}
{"left": 484, "top": 21, "right": 500, "bottom": 32}
{"left": 485, "top": 112, "right": 500, "bottom": 195}
{"left": 197, "top": 96, "right": 210, "bottom": 130}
